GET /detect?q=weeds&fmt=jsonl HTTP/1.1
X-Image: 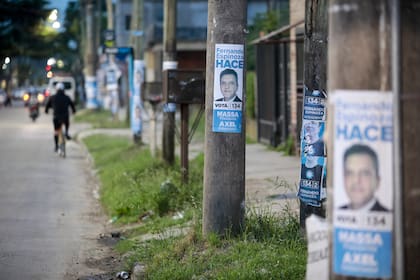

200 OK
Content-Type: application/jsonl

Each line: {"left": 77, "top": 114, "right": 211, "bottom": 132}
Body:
{"left": 82, "top": 134, "right": 306, "bottom": 279}
{"left": 274, "top": 135, "right": 296, "bottom": 156}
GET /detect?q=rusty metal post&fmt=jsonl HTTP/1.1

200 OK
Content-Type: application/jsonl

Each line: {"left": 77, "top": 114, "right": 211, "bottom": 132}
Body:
{"left": 180, "top": 103, "right": 189, "bottom": 183}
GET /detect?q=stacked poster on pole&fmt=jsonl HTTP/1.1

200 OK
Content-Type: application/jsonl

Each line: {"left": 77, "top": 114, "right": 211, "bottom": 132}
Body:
{"left": 298, "top": 88, "right": 327, "bottom": 207}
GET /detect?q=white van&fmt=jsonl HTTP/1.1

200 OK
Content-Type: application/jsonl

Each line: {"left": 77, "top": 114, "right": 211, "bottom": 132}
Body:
{"left": 47, "top": 76, "right": 76, "bottom": 102}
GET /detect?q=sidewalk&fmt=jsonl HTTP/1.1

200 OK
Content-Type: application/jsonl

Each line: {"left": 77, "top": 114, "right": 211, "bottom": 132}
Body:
{"left": 74, "top": 121, "right": 301, "bottom": 215}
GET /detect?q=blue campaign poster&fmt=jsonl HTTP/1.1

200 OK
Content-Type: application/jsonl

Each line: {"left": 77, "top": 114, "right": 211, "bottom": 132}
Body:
{"left": 212, "top": 44, "right": 244, "bottom": 133}
{"left": 331, "top": 90, "right": 393, "bottom": 279}
{"left": 131, "top": 60, "right": 144, "bottom": 136}
{"left": 298, "top": 88, "right": 327, "bottom": 207}
{"left": 105, "top": 47, "right": 140, "bottom": 137}
{"left": 334, "top": 227, "right": 392, "bottom": 278}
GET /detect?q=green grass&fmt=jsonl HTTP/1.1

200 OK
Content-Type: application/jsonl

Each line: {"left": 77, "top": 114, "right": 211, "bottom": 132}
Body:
{"left": 117, "top": 208, "right": 306, "bottom": 280}
{"left": 269, "top": 135, "right": 297, "bottom": 156}
{"left": 82, "top": 134, "right": 307, "bottom": 279}
{"left": 74, "top": 108, "right": 129, "bottom": 128}
{"left": 83, "top": 134, "right": 203, "bottom": 225}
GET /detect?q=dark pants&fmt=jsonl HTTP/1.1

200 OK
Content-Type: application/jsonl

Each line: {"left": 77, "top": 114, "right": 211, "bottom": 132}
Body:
{"left": 53, "top": 117, "right": 69, "bottom": 133}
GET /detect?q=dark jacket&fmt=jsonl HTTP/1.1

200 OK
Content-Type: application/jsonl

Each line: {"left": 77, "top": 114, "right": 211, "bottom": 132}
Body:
{"left": 45, "top": 90, "right": 76, "bottom": 119}
{"left": 216, "top": 95, "right": 242, "bottom": 102}
{"left": 340, "top": 200, "right": 389, "bottom": 212}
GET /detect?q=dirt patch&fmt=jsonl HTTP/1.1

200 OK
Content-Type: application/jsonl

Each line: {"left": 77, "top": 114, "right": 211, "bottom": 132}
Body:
{"left": 245, "top": 177, "right": 300, "bottom": 215}
{"left": 63, "top": 141, "right": 127, "bottom": 280}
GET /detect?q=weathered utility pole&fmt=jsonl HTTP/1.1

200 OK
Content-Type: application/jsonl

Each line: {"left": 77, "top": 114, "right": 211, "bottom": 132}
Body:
{"left": 95, "top": 0, "right": 102, "bottom": 58}
{"left": 327, "top": 1, "right": 402, "bottom": 279}
{"left": 399, "top": 2, "right": 420, "bottom": 279}
{"left": 84, "top": 0, "right": 98, "bottom": 109}
{"left": 130, "top": 0, "right": 145, "bottom": 143}
{"left": 202, "top": 0, "right": 247, "bottom": 237}
{"left": 106, "top": 0, "right": 113, "bottom": 30}
{"left": 130, "top": 0, "right": 144, "bottom": 59}
{"left": 299, "top": 0, "right": 328, "bottom": 227}
{"left": 162, "top": 0, "right": 177, "bottom": 165}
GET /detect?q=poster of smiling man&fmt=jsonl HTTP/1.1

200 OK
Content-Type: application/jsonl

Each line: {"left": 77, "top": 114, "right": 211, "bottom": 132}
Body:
{"left": 212, "top": 44, "right": 244, "bottom": 133}
{"left": 331, "top": 90, "right": 393, "bottom": 279}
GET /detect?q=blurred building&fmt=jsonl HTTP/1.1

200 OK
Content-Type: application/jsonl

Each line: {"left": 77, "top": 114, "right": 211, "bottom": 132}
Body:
{"left": 114, "top": 0, "right": 287, "bottom": 81}
{"left": 250, "top": 0, "right": 304, "bottom": 149}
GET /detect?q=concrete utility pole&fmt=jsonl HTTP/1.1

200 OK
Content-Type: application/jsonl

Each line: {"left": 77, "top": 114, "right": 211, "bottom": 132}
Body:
{"left": 84, "top": 0, "right": 98, "bottom": 109}
{"left": 130, "top": 0, "right": 144, "bottom": 59}
{"left": 300, "top": 0, "right": 328, "bottom": 227}
{"left": 399, "top": 1, "right": 420, "bottom": 279}
{"left": 202, "top": 0, "right": 247, "bottom": 237}
{"left": 162, "top": 0, "right": 177, "bottom": 165}
{"left": 327, "top": 1, "right": 407, "bottom": 279}
{"left": 130, "top": 0, "right": 145, "bottom": 143}
{"left": 106, "top": 0, "right": 113, "bottom": 30}
{"left": 95, "top": 0, "right": 102, "bottom": 57}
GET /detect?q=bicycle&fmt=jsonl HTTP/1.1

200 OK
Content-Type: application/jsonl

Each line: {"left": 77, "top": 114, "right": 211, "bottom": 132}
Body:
{"left": 57, "top": 123, "right": 66, "bottom": 158}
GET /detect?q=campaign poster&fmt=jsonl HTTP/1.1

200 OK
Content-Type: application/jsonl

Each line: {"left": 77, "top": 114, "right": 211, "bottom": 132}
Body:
{"left": 131, "top": 60, "right": 144, "bottom": 136}
{"left": 106, "top": 62, "right": 121, "bottom": 115}
{"left": 305, "top": 215, "right": 329, "bottom": 280}
{"left": 331, "top": 90, "right": 393, "bottom": 278}
{"left": 85, "top": 75, "right": 98, "bottom": 109}
{"left": 212, "top": 44, "right": 244, "bottom": 133}
{"left": 298, "top": 88, "right": 327, "bottom": 207}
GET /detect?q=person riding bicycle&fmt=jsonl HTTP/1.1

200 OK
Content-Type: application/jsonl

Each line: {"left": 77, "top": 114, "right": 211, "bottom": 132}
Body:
{"left": 45, "top": 82, "right": 76, "bottom": 152}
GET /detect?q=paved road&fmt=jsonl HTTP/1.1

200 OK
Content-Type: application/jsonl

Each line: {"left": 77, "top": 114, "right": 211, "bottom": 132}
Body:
{"left": 0, "top": 106, "right": 105, "bottom": 279}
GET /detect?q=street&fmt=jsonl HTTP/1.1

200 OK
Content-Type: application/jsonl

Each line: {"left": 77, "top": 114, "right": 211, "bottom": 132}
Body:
{"left": 0, "top": 105, "right": 106, "bottom": 279}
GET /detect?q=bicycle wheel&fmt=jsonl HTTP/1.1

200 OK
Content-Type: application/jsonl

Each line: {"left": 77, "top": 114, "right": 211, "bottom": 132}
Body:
{"left": 58, "top": 125, "right": 66, "bottom": 158}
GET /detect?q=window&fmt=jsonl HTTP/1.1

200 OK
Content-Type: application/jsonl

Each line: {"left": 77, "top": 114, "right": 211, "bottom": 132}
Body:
{"left": 125, "top": 15, "right": 131, "bottom": 31}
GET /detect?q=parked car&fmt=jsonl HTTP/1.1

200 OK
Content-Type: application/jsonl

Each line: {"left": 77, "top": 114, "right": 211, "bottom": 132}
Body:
{"left": 46, "top": 76, "right": 76, "bottom": 103}
{"left": 0, "top": 89, "right": 7, "bottom": 106}
{"left": 12, "top": 88, "right": 26, "bottom": 100}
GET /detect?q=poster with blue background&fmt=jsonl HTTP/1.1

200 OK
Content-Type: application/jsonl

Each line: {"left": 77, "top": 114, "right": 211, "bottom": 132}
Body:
{"left": 331, "top": 90, "right": 393, "bottom": 278}
{"left": 298, "top": 88, "right": 327, "bottom": 207}
{"left": 212, "top": 44, "right": 244, "bottom": 133}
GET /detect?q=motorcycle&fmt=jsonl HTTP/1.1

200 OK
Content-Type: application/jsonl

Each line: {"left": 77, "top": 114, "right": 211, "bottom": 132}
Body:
{"left": 23, "top": 91, "right": 44, "bottom": 122}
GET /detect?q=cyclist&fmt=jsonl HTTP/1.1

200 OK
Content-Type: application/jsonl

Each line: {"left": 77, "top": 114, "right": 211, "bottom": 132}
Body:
{"left": 45, "top": 82, "right": 76, "bottom": 152}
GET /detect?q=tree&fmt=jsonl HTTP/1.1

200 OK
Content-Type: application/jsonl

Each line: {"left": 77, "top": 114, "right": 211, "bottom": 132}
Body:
{"left": 0, "top": 0, "right": 52, "bottom": 58}
{"left": 246, "top": 9, "right": 289, "bottom": 71}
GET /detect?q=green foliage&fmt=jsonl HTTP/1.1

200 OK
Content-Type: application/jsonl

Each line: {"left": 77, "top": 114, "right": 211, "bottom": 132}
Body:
{"left": 83, "top": 133, "right": 305, "bottom": 279}
{"left": 247, "top": 9, "right": 290, "bottom": 71}
{"left": 274, "top": 135, "right": 296, "bottom": 156}
{"left": 82, "top": 134, "right": 204, "bottom": 222}
{"left": 246, "top": 71, "right": 256, "bottom": 119}
{"left": 0, "top": 0, "right": 52, "bottom": 58}
{"left": 120, "top": 209, "right": 306, "bottom": 280}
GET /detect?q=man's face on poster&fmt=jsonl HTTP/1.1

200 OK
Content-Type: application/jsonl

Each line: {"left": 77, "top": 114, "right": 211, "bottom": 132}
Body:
{"left": 220, "top": 73, "right": 238, "bottom": 100}
{"left": 304, "top": 122, "right": 320, "bottom": 144}
{"left": 344, "top": 153, "right": 380, "bottom": 209}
